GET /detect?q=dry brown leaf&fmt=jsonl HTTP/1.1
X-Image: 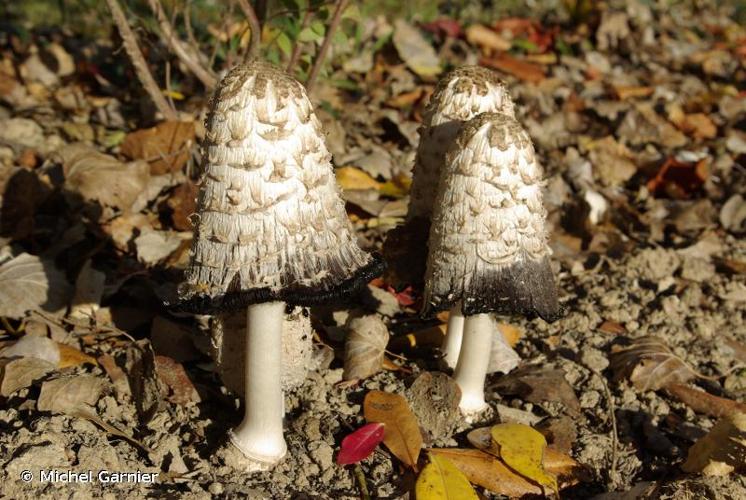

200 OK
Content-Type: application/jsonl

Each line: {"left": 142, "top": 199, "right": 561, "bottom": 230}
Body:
{"left": 154, "top": 355, "right": 200, "bottom": 405}
{"left": 166, "top": 182, "right": 198, "bottom": 231}
{"left": 682, "top": 412, "right": 746, "bottom": 476}
{"left": 57, "top": 344, "right": 97, "bottom": 368}
{"left": 0, "top": 253, "right": 72, "bottom": 318}
{"left": 58, "top": 143, "right": 151, "bottom": 211}
{"left": 666, "top": 383, "right": 746, "bottom": 418}
{"left": 612, "top": 85, "right": 655, "bottom": 100}
{"left": 98, "top": 354, "right": 131, "bottom": 400}
{"left": 610, "top": 336, "right": 697, "bottom": 392}
{"left": 497, "top": 323, "right": 522, "bottom": 347}
{"left": 73, "top": 406, "right": 153, "bottom": 454}
{"left": 123, "top": 340, "right": 163, "bottom": 423}
{"left": 0, "top": 357, "right": 55, "bottom": 396}
{"left": 491, "top": 365, "right": 580, "bottom": 416}
{"left": 120, "top": 121, "right": 195, "bottom": 175}
{"left": 364, "top": 390, "right": 423, "bottom": 470}
{"left": 465, "top": 24, "right": 511, "bottom": 53}
{"left": 480, "top": 55, "right": 546, "bottom": 83}
{"left": 599, "top": 320, "right": 627, "bottom": 335}
{"left": 343, "top": 315, "right": 389, "bottom": 381}
{"left": 37, "top": 375, "right": 104, "bottom": 414}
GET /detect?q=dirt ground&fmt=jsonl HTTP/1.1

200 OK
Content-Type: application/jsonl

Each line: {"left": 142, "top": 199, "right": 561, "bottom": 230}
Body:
{"left": 1, "top": 0, "right": 746, "bottom": 499}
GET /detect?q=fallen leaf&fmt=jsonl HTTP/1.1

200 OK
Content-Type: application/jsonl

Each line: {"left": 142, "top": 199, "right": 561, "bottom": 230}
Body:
{"left": 491, "top": 423, "right": 558, "bottom": 495}
{"left": 416, "top": 452, "right": 478, "bottom": 500}
{"left": 497, "top": 323, "right": 522, "bottom": 347}
{"left": 666, "top": 383, "right": 746, "bottom": 418}
{"left": 0, "top": 253, "right": 72, "bottom": 318}
{"left": 0, "top": 357, "right": 55, "bottom": 396}
{"left": 154, "top": 355, "right": 200, "bottom": 405}
{"left": 465, "top": 24, "right": 511, "bottom": 53}
{"left": 57, "top": 344, "right": 97, "bottom": 368}
{"left": 364, "top": 390, "right": 423, "bottom": 470}
{"left": 612, "top": 85, "right": 655, "bottom": 100}
{"left": 73, "top": 406, "right": 153, "bottom": 454}
{"left": 343, "top": 315, "right": 389, "bottom": 381}
{"left": 610, "top": 336, "right": 697, "bottom": 391}
{"left": 421, "top": 18, "right": 462, "bottom": 38}
{"left": 98, "top": 354, "right": 131, "bottom": 400}
{"left": 120, "top": 121, "right": 195, "bottom": 175}
{"left": 134, "top": 229, "right": 185, "bottom": 266}
{"left": 682, "top": 411, "right": 746, "bottom": 476}
{"left": 1, "top": 335, "right": 60, "bottom": 365}
{"left": 335, "top": 166, "right": 381, "bottom": 191}
{"left": 480, "top": 54, "right": 545, "bottom": 83}
{"left": 491, "top": 365, "right": 580, "bottom": 416}
{"left": 37, "top": 375, "right": 104, "bottom": 414}
{"left": 336, "top": 422, "right": 385, "bottom": 465}
{"left": 166, "top": 182, "right": 198, "bottom": 231}
{"left": 392, "top": 19, "right": 442, "bottom": 78}
{"left": 489, "top": 325, "right": 521, "bottom": 375}
{"left": 122, "top": 340, "right": 162, "bottom": 424}
{"left": 58, "top": 143, "right": 151, "bottom": 211}
{"left": 599, "top": 320, "right": 627, "bottom": 335}
{"left": 431, "top": 447, "right": 583, "bottom": 497}
{"left": 69, "top": 259, "right": 106, "bottom": 320}
{"left": 466, "top": 427, "right": 583, "bottom": 482}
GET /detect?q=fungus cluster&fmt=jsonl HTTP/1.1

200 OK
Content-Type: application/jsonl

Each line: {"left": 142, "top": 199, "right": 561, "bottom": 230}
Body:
{"left": 178, "top": 61, "right": 382, "bottom": 470}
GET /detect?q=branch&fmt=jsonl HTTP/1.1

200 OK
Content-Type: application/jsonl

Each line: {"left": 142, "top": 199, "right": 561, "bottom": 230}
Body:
{"left": 237, "top": 0, "right": 262, "bottom": 62}
{"left": 105, "top": 0, "right": 177, "bottom": 121}
{"left": 287, "top": 8, "right": 312, "bottom": 73}
{"left": 145, "top": 0, "right": 217, "bottom": 89}
{"left": 305, "top": 0, "right": 348, "bottom": 92}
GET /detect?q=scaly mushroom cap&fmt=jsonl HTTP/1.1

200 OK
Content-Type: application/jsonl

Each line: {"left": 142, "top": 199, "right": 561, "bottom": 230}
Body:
{"left": 178, "top": 61, "right": 382, "bottom": 313}
{"left": 422, "top": 112, "right": 559, "bottom": 320}
{"left": 384, "top": 66, "right": 514, "bottom": 287}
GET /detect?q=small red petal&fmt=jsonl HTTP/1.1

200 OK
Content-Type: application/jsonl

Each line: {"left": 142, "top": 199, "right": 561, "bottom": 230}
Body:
{"left": 336, "top": 422, "right": 385, "bottom": 466}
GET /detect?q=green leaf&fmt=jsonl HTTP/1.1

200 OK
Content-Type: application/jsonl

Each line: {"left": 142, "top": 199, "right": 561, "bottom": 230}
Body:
{"left": 310, "top": 20, "right": 326, "bottom": 36}
{"left": 298, "top": 27, "right": 321, "bottom": 43}
{"left": 276, "top": 32, "right": 292, "bottom": 57}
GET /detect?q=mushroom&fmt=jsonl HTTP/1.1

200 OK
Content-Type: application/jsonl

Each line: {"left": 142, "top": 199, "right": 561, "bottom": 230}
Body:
{"left": 422, "top": 112, "right": 560, "bottom": 417}
{"left": 381, "top": 66, "right": 515, "bottom": 366}
{"left": 177, "top": 61, "right": 383, "bottom": 470}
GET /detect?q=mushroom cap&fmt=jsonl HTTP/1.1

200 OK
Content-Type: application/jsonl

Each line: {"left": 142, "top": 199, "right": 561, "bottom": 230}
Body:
{"left": 408, "top": 65, "right": 515, "bottom": 221}
{"left": 422, "top": 112, "right": 559, "bottom": 320}
{"left": 384, "top": 66, "right": 514, "bottom": 288}
{"left": 178, "top": 61, "right": 382, "bottom": 313}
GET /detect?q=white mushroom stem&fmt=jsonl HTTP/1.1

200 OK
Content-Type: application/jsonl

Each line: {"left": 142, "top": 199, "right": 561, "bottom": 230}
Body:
{"left": 453, "top": 313, "right": 494, "bottom": 417}
{"left": 441, "top": 304, "right": 464, "bottom": 369}
{"left": 229, "top": 301, "right": 287, "bottom": 466}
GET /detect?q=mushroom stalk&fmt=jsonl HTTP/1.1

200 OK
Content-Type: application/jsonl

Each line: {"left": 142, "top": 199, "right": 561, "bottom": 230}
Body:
{"left": 441, "top": 303, "right": 464, "bottom": 369}
{"left": 229, "top": 301, "right": 287, "bottom": 465}
{"left": 453, "top": 313, "right": 494, "bottom": 416}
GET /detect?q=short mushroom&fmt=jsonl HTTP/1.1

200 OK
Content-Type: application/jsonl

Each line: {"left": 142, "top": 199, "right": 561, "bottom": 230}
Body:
{"left": 381, "top": 66, "right": 515, "bottom": 366}
{"left": 422, "top": 112, "right": 560, "bottom": 417}
{"left": 177, "top": 61, "right": 383, "bottom": 470}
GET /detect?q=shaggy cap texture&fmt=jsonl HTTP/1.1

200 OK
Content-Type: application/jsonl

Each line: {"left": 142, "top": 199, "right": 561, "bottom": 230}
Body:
{"left": 178, "top": 61, "right": 382, "bottom": 313}
{"left": 422, "top": 112, "right": 559, "bottom": 320}
{"left": 384, "top": 66, "right": 514, "bottom": 288}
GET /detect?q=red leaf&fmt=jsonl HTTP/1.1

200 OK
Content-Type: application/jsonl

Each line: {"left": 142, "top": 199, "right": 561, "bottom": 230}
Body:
{"left": 421, "top": 18, "right": 462, "bottom": 38}
{"left": 336, "top": 422, "right": 385, "bottom": 465}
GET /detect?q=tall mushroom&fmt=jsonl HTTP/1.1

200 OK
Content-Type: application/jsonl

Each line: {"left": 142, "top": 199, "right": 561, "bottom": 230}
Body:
{"left": 382, "top": 66, "right": 515, "bottom": 366}
{"left": 423, "top": 112, "right": 560, "bottom": 417}
{"left": 177, "top": 61, "right": 383, "bottom": 470}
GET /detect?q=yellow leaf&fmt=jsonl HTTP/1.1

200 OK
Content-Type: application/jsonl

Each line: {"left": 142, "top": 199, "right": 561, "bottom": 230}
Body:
{"left": 364, "top": 390, "right": 423, "bottom": 470}
{"left": 490, "top": 423, "right": 558, "bottom": 496}
{"left": 416, "top": 453, "right": 478, "bottom": 500}
{"left": 335, "top": 167, "right": 381, "bottom": 191}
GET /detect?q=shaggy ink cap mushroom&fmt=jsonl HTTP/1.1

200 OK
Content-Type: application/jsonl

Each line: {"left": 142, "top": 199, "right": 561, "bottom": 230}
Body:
{"left": 178, "top": 61, "right": 383, "bottom": 313}
{"left": 423, "top": 112, "right": 559, "bottom": 320}
{"left": 175, "top": 61, "right": 383, "bottom": 470}
{"left": 423, "top": 112, "right": 560, "bottom": 417}
{"left": 384, "top": 65, "right": 514, "bottom": 288}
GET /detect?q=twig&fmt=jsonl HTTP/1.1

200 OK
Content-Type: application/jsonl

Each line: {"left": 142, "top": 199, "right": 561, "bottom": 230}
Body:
{"left": 353, "top": 464, "right": 371, "bottom": 500}
{"left": 237, "top": 0, "right": 262, "bottom": 62}
{"left": 287, "top": 8, "right": 313, "bottom": 73}
{"left": 145, "top": 0, "right": 217, "bottom": 89}
{"left": 105, "top": 0, "right": 177, "bottom": 120}
{"left": 305, "top": 0, "right": 349, "bottom": 92}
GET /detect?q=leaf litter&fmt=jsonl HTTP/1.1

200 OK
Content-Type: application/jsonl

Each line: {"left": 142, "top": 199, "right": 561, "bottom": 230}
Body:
{"left": 1, "top": 0, "right": 746, "bottom": 498}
